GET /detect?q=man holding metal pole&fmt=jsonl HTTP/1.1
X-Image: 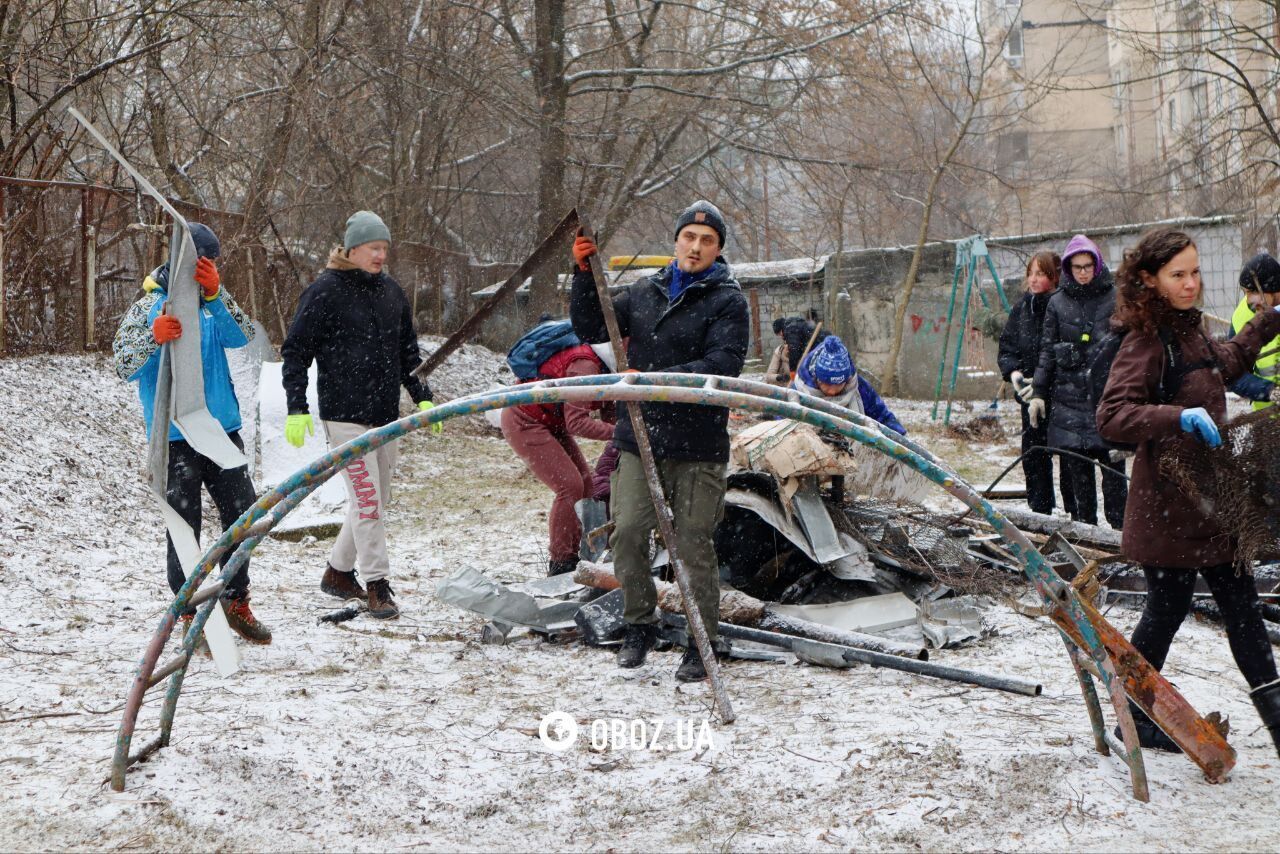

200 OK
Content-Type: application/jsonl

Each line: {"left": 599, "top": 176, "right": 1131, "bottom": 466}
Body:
{"left": 569, "top": 200, "right": 749, "bottom": 682}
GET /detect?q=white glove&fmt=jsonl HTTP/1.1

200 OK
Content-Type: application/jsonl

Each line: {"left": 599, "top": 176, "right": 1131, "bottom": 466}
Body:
{"left": 1270, "top": 383, "right": 1280, "bottom": 404}
{"left": 1028, "top": 398, "right": 1046, "bottom": 428}
{"left": 1010, "top": 371, "right": 1035, "bottom": 402}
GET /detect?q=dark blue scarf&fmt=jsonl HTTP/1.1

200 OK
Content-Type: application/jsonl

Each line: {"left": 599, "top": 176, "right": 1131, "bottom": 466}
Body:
{"left": 667, "top": 260, "right": 715, "bottom": 304}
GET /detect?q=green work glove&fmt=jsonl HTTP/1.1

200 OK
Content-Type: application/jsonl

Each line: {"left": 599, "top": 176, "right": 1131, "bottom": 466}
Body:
{"left": 419, "top": 400, "right": 444, "bottom": 435}
{"left": 285, "top": 413, "right": 314, "bottom": 448}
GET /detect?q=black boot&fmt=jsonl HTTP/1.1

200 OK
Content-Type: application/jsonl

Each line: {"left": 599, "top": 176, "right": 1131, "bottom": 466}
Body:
{"left": 676, "top": 645, "right": 708, "bottom": 683}
{"left": 548, "top": 557, "right": 579, "bottom": 577}
{"left": 1114, "top": 702, "right": 1181, "bottom": 753}
{"left": 616, "top": 623, "right": 656, "bottom": 668}
{"left": 1250, "top": 679, "right": 1280, "bottom": 758}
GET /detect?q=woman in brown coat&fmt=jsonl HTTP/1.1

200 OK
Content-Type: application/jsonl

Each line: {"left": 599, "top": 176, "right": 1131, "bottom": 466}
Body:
{"left": 1097, "top": 227, "right": 1280, "bottom": 755}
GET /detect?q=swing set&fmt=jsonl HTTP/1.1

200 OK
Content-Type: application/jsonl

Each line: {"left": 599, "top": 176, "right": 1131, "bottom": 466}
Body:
{"left": 931, "top": 236, "right": 1011, "bottom": 425}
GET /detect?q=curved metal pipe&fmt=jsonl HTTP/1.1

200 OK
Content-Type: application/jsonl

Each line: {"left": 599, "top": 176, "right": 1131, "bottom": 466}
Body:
{"left": 111, "top": 375, "right": 1100, "bottom": 789}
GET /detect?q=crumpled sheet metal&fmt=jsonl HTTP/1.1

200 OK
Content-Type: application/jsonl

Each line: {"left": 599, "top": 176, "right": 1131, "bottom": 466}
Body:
{"left": 724, "top": 487, "right": 875, "bottom": 580}
{"left": 918, "top": 596, "right": 992, "bottom": 649}
{"left": 436, "top": 567, "right": 580, "bottom": 631}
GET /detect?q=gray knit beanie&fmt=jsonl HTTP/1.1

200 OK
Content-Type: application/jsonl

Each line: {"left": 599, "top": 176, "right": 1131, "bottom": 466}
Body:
{"left": 343, "top": 210, "right": 392, "bottom": 251}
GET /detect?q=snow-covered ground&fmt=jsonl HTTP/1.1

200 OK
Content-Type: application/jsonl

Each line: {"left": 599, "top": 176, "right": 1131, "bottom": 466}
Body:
{"left": 2, "top": 350, "right": 1278, "bottom": 852}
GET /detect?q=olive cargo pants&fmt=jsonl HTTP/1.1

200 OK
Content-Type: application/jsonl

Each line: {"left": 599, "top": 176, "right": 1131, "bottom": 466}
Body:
{"left": 610, "top": 451, "right": 726, "bottom": 640}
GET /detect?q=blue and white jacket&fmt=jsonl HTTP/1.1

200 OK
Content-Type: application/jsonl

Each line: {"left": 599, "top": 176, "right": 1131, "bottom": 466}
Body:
{"left": 794, "top": 349, "right": 906, "bottom": 435}
{"left": 111, "top": 265, "right": 254, "bottom": 441}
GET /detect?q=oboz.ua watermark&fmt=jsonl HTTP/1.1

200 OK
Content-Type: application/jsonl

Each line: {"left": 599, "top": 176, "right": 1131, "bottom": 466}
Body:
{"left": 538, "top": 711, "right": 716, "bottom": 752}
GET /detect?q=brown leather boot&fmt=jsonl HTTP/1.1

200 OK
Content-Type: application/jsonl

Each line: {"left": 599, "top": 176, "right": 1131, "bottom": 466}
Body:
{"left": 366, "top": 579, "right": 400, "bottom": 620}
{"left": 224, "top": 596, "right": 273, "bottom": 645}
{"left": 321, "top": 564, "right": 367, "bottom": 600}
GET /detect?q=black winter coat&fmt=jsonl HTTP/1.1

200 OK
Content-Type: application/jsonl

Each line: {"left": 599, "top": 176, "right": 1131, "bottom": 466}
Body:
{"left": 1032, "top": 271, "right": 1116, "bottom": 450}
{"left": 281, "top": 266, "right": 432, "bottom": 427}
{"left": 997, "top": 291, "right": 1051, "bottom": 381}
{"left": 570, "top": 260, "right": 749, "bottom": 462}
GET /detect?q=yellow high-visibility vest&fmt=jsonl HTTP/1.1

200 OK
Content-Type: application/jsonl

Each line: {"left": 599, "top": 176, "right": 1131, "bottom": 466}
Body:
{"left": 1231, "top": 296, "right": 1278, "bottom": 410}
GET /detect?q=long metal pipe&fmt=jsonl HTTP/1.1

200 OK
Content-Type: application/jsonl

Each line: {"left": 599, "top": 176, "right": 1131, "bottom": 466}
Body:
{"left": 659, "top": 613, "right": 1043, "bottom": 697}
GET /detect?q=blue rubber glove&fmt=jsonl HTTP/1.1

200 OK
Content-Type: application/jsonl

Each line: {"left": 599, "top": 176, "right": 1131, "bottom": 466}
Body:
{"left": 419, "top": 400, "right": 443, "bottom": 435}
{"left": 285, "top": 413, "right": 314, "bottom": 448}
{"left": 1179, "top": 407, "right": 1221, "bottom": 448}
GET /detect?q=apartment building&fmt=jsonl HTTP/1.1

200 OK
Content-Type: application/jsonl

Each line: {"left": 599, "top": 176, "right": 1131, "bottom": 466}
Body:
{"left": 983, "top": 0, "right": 1279, "bottom": 245}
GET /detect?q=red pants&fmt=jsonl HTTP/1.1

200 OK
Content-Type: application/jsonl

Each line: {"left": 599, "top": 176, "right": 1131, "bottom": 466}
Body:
{"left": 501, "top": 406, "right": 593, "bottom": 562}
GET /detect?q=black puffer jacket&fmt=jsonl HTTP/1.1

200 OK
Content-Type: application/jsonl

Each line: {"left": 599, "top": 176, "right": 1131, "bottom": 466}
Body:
{"left": 570, "top": 260, "right": 749, "bottom": 462}
{"left": 1032, "top": 271, "right": 1116, "bottom": 449}
{"left": 281, "top": 265, "right": 432, "bottom": 427}
{"left": 997, "top": 291, "right": 1051, "bottom": 381}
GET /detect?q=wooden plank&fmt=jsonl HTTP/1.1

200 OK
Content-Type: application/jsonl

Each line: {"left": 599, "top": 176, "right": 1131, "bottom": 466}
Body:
{"left": 411, "top": 209, "right": 581, "bottom": 380}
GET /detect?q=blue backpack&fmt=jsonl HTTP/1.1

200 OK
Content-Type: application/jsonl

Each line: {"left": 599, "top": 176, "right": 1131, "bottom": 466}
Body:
{"left": 506, "top": 320, "right": 581, "bottom": 380}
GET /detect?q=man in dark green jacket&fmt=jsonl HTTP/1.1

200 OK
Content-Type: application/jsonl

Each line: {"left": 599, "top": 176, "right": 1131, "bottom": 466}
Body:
{"left": 570, "top": 200, "right": 749, "bottom": 681}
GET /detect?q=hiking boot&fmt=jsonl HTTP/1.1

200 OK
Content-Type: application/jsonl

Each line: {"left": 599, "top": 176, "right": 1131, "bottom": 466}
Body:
{"left": 321, "top": 564, "right": 366, "bottom": 600}
{"left": 676, "top": 645, "right": 709, "bottom": 683}
{"left": 1114, "top": 702, "right": 1181, "bottom": 753}
{"left": 224, "top": 596, "right": 273, "bottom": 645}
{"left": 1250, "top": 678, "right": 1280, "bottom": 758}
{"left": 548, "top": 557, "right": 579, "bottom": 577}
{"left": 178, "top": 614, "right": 211, "bottom": 659}
{"left": 616, "top": 623, "right": 656, "bottom": 668}
{"left": 366, "top": 579, "right": 400, "bottom": 620}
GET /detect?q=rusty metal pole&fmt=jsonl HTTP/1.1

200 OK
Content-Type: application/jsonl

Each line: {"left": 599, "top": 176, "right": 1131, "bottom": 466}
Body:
{"left": 748, "top": 288, "right": 763, "bottom": 358}
{"left": 81, "top": 188, "right": 91, "bottom": 350}
{"left": 246, "top": 246, "right": 259, "bottom": 323}
{"left": 578, "top": 212, "right": 735, "bottom": 724}
{"left": 84, "top": 225, "right": 97, "bottom": 349}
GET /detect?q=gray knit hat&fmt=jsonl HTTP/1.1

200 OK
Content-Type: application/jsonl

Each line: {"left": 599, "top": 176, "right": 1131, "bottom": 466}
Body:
{"left": 674, "top": 200, "right": 727, "bottom": 248}
{"left": 344, "top": 210, "right": 392, "bottom": 251}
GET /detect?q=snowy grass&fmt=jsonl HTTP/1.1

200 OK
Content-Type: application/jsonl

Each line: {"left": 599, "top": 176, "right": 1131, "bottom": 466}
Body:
{"left": 1, "top": 353, "right": 1278, "bottom": 851}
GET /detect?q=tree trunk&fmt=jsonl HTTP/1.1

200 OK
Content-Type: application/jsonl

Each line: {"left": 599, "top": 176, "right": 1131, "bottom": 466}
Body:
{"left": 529, "top": 0, "right": 568, "bottom": 320}
{"left": 879, "top": 88, "right": 984, "bottom": 396}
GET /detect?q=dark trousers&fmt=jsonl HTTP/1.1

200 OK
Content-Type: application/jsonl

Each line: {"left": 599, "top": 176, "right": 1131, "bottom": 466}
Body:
{"left": 1019, "top": 406, "right": 1075, "bottom": 516}
{"left": 165, "top": 433, "right": 256, "bottom": 607}
{"left": 1131, "top": 564, "right": 1278, "bottom": 689}
{"left": 1061, "top": 449, "right": 1127, "bottom": 528}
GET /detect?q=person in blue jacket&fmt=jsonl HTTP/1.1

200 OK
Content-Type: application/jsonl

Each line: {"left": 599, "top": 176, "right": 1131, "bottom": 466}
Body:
{"left": 792, "top": 335, "right": 906, "bottom": 434}
{"left": 112, "top": 223, "right": 270, "bottom": 645}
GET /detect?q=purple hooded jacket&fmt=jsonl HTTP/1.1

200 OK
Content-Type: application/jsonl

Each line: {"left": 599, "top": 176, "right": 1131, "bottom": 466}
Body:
{"left": 1061, "top": 234, "right": 1106, "bottom": 281}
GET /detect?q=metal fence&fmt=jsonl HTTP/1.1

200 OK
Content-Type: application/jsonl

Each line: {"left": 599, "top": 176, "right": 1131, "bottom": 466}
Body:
{"left": 0, "top": 177, "right": 501, "bottom": 357}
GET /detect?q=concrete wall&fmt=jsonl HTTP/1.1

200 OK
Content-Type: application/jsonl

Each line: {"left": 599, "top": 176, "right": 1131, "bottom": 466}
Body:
{"left": 819, "top": 216, "right": 1244, "bottom": 400}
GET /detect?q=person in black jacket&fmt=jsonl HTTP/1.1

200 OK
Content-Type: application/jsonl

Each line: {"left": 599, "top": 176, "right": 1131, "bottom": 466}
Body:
{"left": 782, "top": 311, "right": 831, "bottom": 375}
{"left": 280, "top": 211, "right": 439, "bottom": 619}
{"left": 570, "top": 200, "right": 749, "bottom": 682}
{"left": 1029, "top": 234, "right": 1128, "bottom": 528}
{"left": 997, "top": 250, "right": 1075, "bottom": 516}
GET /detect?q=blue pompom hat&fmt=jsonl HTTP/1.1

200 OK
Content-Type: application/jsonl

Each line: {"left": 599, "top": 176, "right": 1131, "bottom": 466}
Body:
{"left": 812, "top": 336, "right": 853, "bottom": 386}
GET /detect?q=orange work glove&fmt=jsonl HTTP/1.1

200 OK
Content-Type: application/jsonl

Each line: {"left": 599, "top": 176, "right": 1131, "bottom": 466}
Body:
{"left": 572, "top": 235, "right": 597, "bottom": 272}
{"left": 152, "top": 314, "right": 182, "bottom": 344}
{"left": 194, "top": 256, "right": 220, "bottom": 299}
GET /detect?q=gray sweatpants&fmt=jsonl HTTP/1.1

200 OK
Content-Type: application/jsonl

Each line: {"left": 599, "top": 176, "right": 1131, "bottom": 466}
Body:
{"left": 324, "top": 420, "right": 400, "bottom": 583}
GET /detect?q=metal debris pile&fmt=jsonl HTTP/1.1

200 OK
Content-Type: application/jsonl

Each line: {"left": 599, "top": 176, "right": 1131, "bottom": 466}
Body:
{"left": 428, "top": 421, "right": 1052, "bottom": 697}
